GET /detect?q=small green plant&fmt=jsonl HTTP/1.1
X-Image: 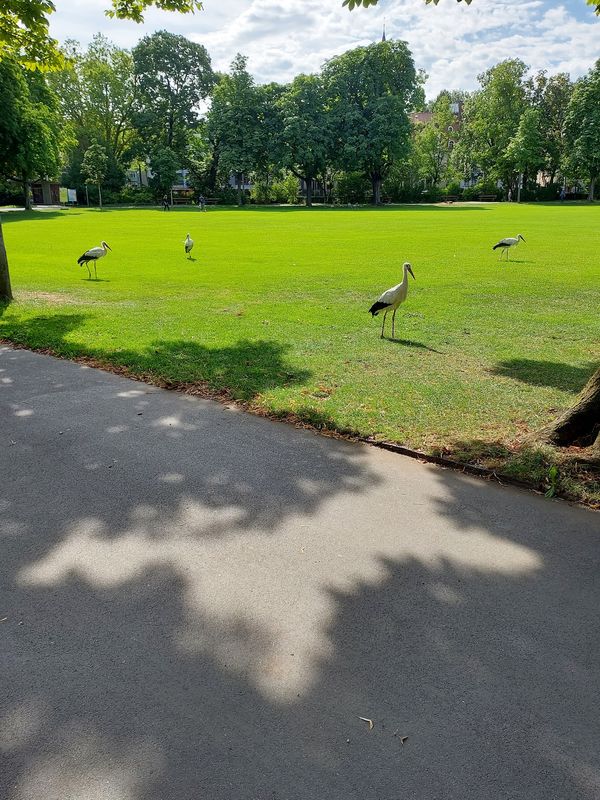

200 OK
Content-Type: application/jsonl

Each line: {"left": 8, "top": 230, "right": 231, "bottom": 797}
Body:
{"left": 545, "top": 465, "right": 560, "bottom": 498}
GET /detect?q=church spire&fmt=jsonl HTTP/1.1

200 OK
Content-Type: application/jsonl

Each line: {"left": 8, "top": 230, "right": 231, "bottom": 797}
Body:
{"left": 382, "top": 18, "right": 386, "bottom": 42}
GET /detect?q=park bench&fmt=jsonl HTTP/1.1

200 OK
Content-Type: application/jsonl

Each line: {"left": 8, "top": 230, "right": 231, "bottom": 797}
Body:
{"left": 172, "top": 196, "right": 194, "bottom": 205}
{"left": 204, "top": 197, "right": 218, "bottom": 205}
{"left": 444, "top": 195, "right": 459, "bottom": 203}
{"left": 478, "top": 194, "right": 497, "bottom": 201}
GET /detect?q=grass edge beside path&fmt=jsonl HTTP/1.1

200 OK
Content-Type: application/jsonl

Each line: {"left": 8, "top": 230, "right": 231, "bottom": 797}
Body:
{"left": 2, "top": 337, "right": 598, "bottom": 510}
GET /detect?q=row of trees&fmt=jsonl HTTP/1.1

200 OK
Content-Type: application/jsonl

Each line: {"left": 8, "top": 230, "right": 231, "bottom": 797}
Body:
{"left": 2, "top": 30, "right": 599, "bottom": 209}
{"left": 48, "top": 35, "right": 424, "bottom": 207}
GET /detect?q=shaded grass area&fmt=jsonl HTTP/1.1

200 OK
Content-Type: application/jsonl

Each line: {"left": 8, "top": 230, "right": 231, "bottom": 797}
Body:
{"left": 1, "top": 204, "right": 599, "bottom": 504}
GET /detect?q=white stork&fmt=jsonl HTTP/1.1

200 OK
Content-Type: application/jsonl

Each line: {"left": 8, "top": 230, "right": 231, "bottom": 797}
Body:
{"left": 369, "top": 262, "right": 416, "bottom": 339}
{"left": 77, "top": 241, "right": 111, "bottom": 280}
{"left": 184, "top": 233, "right": 194, "bottom": 259}
{"left": 492, "top": 234, "right": 525, "bottom": 260}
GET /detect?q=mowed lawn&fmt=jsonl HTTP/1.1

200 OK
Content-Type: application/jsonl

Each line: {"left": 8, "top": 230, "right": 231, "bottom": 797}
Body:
{"left": 1, "top": 203, "right": 599, "bottom": 498}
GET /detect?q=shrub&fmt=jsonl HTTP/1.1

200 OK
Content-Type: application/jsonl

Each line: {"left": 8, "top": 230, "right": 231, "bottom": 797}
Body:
{"left": 0, "top": 182, "right": 25, "bottom": 206}
{"left": 271, "top": 173, "right": 299, "bottom": 204}
{"left": 250, "top": 180, "right": 273, "bottom": 204}
{"left": 118, "top": 186, "right": 155, "bottom": 205}
{"left": 442, "top": 181, "right": 462, "bottom": 197}
{"left": 333, "top": 172, "right": 370, "bottom": 204}
{"left": 215, "top": 186, "right": 238, "bottom": 205}
{"left": 462, "top": 180, "right": 500, "bottom": 201}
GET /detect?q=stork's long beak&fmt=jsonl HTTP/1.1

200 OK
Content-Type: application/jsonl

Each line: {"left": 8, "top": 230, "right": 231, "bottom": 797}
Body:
{"left": 408, "top": 266, "right": 415, "bottom": 280}
{"left": 106, "top": 244, "right": 112, "bottom": 251}
{"left": 519, "top": 236, "right": 525, "bottom": 242}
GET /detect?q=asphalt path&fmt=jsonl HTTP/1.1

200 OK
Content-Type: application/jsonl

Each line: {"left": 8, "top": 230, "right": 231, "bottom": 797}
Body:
{"left": 1, "top": 344, "right": 599, "bottom": 800}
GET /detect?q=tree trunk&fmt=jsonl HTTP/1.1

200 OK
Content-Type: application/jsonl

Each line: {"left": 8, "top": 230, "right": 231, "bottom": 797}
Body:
{"left": 168, "top": 111, "right": 174, "bottom": 149}
{"left": 372, "top": 175, "right": 382, "bottom": 205}
{"left": 0, "top": 221, "right": 13, "bottom": 303}
{"left": 23, "top": 178, "right": 31, "bottom": 211}
{"left": 589, "top": 176, "right": 596, "bottom": 202}
{"left": 98, "top": 183, "right": 103, "bottom": 210}
{"left": 236, "top": 173, "right": 243, "bottom": 206}
{"left": 305, "top": 178, "right": 312, "bottom": 207}
{"left": 207, "top": 149, "right": 219, "bottom": 193}
{"left": 541, "top": 368, "right": 600, "bottom": 447}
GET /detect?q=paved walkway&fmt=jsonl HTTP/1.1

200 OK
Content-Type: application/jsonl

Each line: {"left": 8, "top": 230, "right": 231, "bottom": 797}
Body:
{"left": 1, "top": 345, "right": 599, "bottom": 800}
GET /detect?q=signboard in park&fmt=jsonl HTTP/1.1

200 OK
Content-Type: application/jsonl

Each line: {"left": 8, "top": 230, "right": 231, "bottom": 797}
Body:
{"left": 59, "top": 187, "right": 68, "bottom": 203}
{"left": 67, "top": 189, "right": 77, "bottom": 203}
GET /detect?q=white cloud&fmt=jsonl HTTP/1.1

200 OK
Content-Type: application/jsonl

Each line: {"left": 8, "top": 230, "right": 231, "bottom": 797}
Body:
{"left": 48, "top": 0, "right": 600, "bottom": 97}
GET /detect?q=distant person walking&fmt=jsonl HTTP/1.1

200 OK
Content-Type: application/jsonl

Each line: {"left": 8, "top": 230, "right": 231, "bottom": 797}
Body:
{"left": 162, "top": 194, "right": 170, "bottom": 211}
{"left": 560, "top": 187, "right": 566, "bottom": 202}
{"left": 507, "top": 188, "right": 512, "bottom": 202}
{"left": 198, "top": 194, "right": 206, "bottom": 212}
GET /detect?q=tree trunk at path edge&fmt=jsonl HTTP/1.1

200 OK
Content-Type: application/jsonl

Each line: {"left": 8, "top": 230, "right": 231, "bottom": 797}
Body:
{"left": 588, "top": 176, "right": 596, "bottom": 202}
{"left": 372, "top": 175, "right": 382, "bottom": 206}
{"left": 540, "top": 367, "right": 600, "bottom": 448}
{"left": 305, "top": 178, "right": 312, "bottom": 207}
{"left": 98, "top": 184, "right": 103, "bottom": 210}
{"left": 0, "top": 221, "right": 13, "bottom": 302}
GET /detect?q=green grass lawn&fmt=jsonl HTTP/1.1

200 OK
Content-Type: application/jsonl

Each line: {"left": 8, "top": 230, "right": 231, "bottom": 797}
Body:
{"left": 1, "top": 203, "right": 599, "bottom": 503}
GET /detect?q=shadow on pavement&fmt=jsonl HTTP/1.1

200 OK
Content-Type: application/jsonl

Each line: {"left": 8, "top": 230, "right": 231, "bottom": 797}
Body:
{"left": 1, "top": 345, "right": 599, "bottom": 800}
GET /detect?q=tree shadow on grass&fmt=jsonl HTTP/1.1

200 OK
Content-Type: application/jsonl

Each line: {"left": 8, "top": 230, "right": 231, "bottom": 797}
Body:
{"left": 213, "top": 203, "right": 490, "bottom": 213}
{"left": 0, "top": 210, "right": 80, "bottom": 224}
{"left": 491, "top": 359, "right": 599, "bottom": 394}
{"left": 0, "top": 312, "right": 310, "bottom": 402}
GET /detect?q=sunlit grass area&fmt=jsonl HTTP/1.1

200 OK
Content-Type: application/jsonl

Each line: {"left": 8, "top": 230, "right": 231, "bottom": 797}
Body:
{"left": 1, "top": 203, "right": 599, "bottom": 502}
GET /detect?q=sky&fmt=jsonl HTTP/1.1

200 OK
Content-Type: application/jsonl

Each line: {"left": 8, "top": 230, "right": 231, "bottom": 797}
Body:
{"left": 48, "top": 0, "right": 600, "bottom": 98}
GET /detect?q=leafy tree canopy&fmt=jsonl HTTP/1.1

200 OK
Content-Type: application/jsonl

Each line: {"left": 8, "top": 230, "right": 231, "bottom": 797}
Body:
{"left": 0, "top": 1, "right": 201, "bottom": 70}
{"left": 344, "top": 0, "right": 599, "bottom": 13}
{"left": 50, "top": 36, "right": 136, "bottom": 163}
{"left": 133, "top": 30, "right": 214, "bottom": 155}
{"left": 0, "top": 57, "right": 64, "bottom": 200}
{"left": 279, "top": 74, "right": 333, "bottom": 203}
{"left": 563, "top": 59, "right": 600, "bottom": 200}
{"left": 323, "top": 41, "right": 420, "bottom": 203}
{"left": 207, "top": 54, "right": 263, "bottom": 203}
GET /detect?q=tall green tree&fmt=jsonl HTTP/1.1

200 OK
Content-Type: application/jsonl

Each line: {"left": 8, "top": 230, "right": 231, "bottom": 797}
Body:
{"left": 0, "top": 58, "right": 63, "bottom": 211}
{"left": 207, "top": 54, "right": 263, "bottom": 206}
{"left": 252, "top": 82, "right": 285, "bottom": 195}
{"left": 132, "top": 30, "right": 214, "bottom": 157}
{"left": 323, "top": 41, "right": 422, "bottom": 205}
{"left": 51, "top": 36, "right": 137, "bottom": 165}
{"left": 279, "top": 74, "right": 332, "bottom": 206}
{"left": 564, "top": 60, "right": 600, "bottom": 202}
{"left": 81, "top": 142, "right": 108, "bottom": 208}
{"left": 505, "top": 108, "right": 544, "bottom": 200}
{"left": 527, "top": 71, "right": 573, "bottom": 185}
{"left": 455, "top": 59, "right": 529, "bottom": 192}
{"left": 323, "top": 41, "right": 420, "bottom": 204}
{"left": 414, "top": 93, "right": 458, "bottom": 187}
{"left": 148, "top": 146, "right": 179, "bottom": 200}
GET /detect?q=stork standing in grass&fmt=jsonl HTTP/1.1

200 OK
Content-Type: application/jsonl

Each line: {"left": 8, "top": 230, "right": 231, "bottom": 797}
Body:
{"left": 369, "top": 262, "right": 416, "bottom": 339}
{"left": 184, "top": 233, "right": 194, "bottom": 259}
{"left": 77, "top": 241, "right": 111, "bottom": 280}
{"left": 493, "top": 234, "right": 525, "bottom": 260}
